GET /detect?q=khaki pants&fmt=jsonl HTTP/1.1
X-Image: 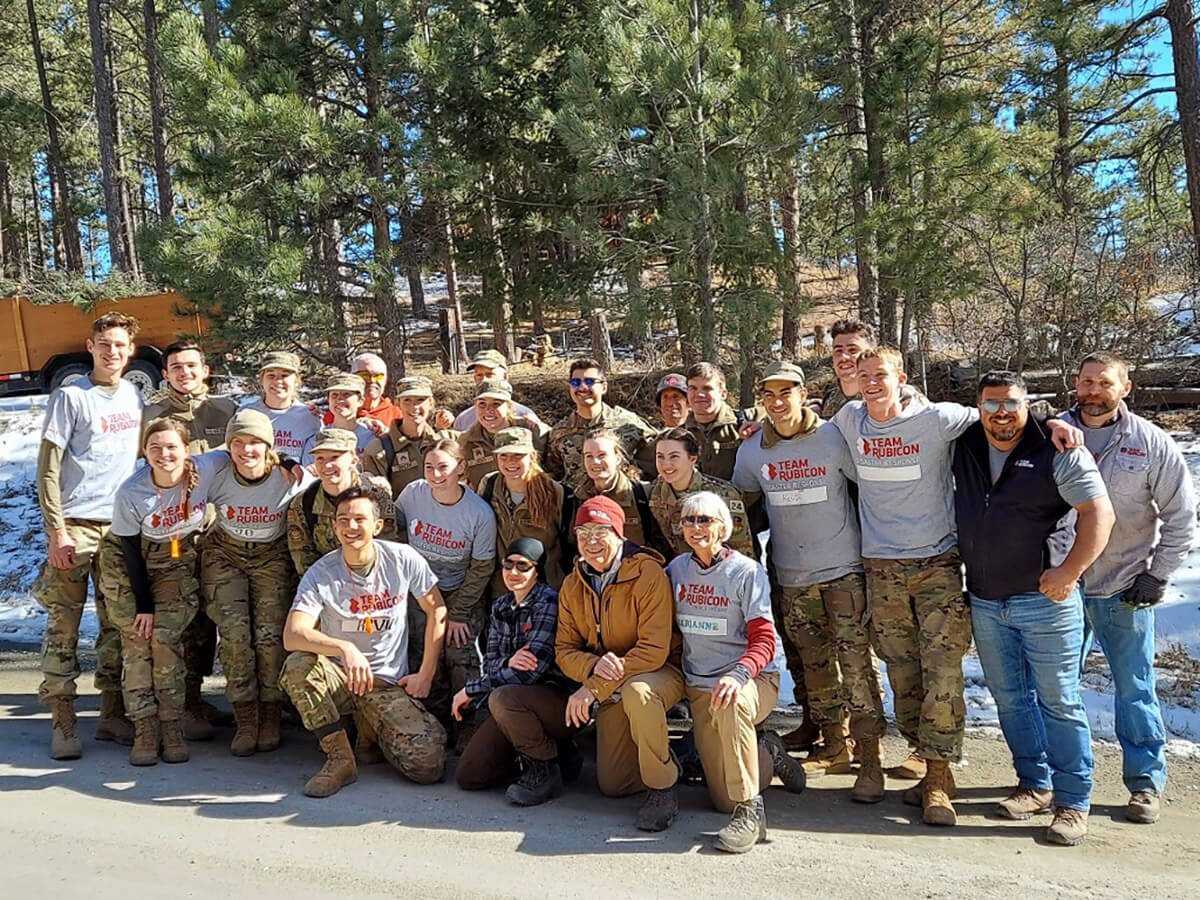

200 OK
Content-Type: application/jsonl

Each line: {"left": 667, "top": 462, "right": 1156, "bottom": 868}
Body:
{"left": 594, "top": 665, "right": 685, "bottom": 796}
{"left": 688, "top": 671, "right": 779, "bottom": 812}
{"left": 36, "top": 519, "right": 123, "bottom": 702}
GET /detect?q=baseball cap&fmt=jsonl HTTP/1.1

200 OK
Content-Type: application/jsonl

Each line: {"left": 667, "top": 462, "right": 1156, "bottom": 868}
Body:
{"left": 258, "top": 351, "right": 301, "bottom": 375}
{"left": 469, "top": 349, "right": 508, "bottom": 372}
{"left": 492, "top": 427, "right": 535, "bottom": 455}
{"left": 475, "top": 378, "right": 513, "bottom": 402}
{"left": 760, "top": 361, "right": 806, "bottom": 386}
{"left": 309, "top": 428, "right": 358, "bottom": 454}
{"left": 326, "top": 373, "right": 365, "bottom": 396}
{"left": 395, "top": 375, "right": 434, "bottom": 399}
{"left": 656, "top": 373, "right": 687, "bottom": 399}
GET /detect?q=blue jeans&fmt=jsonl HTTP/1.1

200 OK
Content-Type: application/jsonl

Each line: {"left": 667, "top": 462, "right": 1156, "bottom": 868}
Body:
{"left": 1082, "top": 593, "right": 1167, "bottom": 794}
{"left": 970, "top": 590, "right": 1093, "bottom": 810}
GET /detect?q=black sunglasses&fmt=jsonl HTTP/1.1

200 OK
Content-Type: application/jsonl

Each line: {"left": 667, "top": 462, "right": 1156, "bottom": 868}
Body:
{"left": 502, "top": 558, "right": 537, "bottom": 573}
{"left": 681, "top": 515, "right": 716, "bottom": 526}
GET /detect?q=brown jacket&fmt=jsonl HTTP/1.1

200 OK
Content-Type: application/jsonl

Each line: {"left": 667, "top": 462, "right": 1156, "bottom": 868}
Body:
{"left": 555, "top": 543, "right": 680, "bottom": 702}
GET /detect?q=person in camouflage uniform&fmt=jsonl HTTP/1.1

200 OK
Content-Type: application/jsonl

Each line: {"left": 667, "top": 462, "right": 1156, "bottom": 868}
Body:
{"left": 457, "top": 379, "right": 549, "bottom": 489}
{"left": 648, "top": 427, "right": 754, "bottom": 558}
{"left": 281, "top": 487, "right": 448, "bottom": 796}
{"left": 683, "top": 362, "right": 761, "bottom": 482}
{"left": 363, "top": 375, "right": 458, "bottom": 498}
{"left": 576, "top": 430, "right": 671, "bottom": 558}
{"left": 544, "top": 357, "right": 658, "bottom": 495}
{"left": 141, "top": 339, "right": 238, "bottom": 741}
{"left": 320, "top": 373, "right": 382, "bottom": 460}
{"left": 287, "top": 429, "right": 397, "bottom": 576}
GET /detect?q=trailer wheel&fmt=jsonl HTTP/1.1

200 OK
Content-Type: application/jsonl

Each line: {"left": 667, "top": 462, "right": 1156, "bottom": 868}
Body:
{"left": 47, "top": 362, "right": 92, "bottom": 393}
{"left": 123, "top": 360, "right": 162, "bottom": 400}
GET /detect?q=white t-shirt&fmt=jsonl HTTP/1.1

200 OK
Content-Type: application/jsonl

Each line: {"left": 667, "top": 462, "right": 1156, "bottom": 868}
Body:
{"left": 244, "top": 397, "right": 322, "bottom": 460}
{"left": 208, "top": 462, "right": 314, "bottom": 542}
{"left": 291, "top": 541, "right": 439, "bottom": 684}
{"left": 111, "top": 451, "right": 229, "bottom": 540}
{"left": 453, "top": 402, "right": 537, "bottom": 431}
{"left": 395, "top": 480, "right": 497, "bottom": 591}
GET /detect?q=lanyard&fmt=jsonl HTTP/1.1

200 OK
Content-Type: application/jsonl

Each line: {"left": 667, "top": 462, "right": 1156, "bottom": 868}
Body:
{"left": 343, "top": 547, "right": 383, "bottom": 634}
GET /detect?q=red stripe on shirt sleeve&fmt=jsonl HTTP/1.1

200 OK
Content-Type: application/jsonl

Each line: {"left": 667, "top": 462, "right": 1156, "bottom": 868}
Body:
{"left": 736, "top": 616, "right": 776, "bottom": 678}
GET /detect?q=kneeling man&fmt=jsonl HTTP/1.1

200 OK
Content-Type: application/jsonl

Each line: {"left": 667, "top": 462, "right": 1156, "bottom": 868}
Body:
{"left": 282, "top": 486, "right": 448, "bottom": 796}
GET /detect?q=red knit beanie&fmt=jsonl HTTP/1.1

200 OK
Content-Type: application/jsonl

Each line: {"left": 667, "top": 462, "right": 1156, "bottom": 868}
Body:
{"left": 574, "top": 495, "right": 626, "bottom": 540}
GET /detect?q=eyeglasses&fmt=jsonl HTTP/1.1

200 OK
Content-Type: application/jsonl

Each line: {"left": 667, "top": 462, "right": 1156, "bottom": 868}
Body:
{"left": 980, "top": 398, "right": 1024, "bottom": 414}
{"left": 575, "top": 525, "right": 613, "bottom": 542}
{"left": 502, "top": 558, "right": 536, "bottom": 573}
{"left": 681, "top": 515, "right": 715, "bottom": 526}
{"left": 569, "top": 377, "right": 605, "bottom": 389}
{"left": 357, "top": 372, "right": 386, "bottom": 384}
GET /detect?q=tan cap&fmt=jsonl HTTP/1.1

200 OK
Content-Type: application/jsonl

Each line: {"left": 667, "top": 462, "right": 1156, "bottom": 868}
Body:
{"left": 394, "top": 375, "right": 434, "bottom": 399}
{"left": 326, "top": 373, "right": 365, "bottom": 396}
{"left": 656, "top": 373, "right": 687, "bottom": 398}
{"left": 760, "top": 361, "right": 806, "bottom": 386}
{"left": 475, "top": 378, "right": 513, "bottom": 402}
{"left": 225, "top": 408, "right": 275, "bottom": 447}
{"left": 258, "top": 351, "right": 301, "bottom": 374}
{"left": 469, "top": 349, "right": 508, "bottom": 372}
{"left": 492, "top": 427, "right": 535, "bottom": 455}
{"left": 310, "top": 428, "right": 358, "bottom": 454}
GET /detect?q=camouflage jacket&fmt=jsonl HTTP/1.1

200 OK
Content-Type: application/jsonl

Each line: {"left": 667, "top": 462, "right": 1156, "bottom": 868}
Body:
{"left": 544, "top": 402, "right": 658, "bottom": 495}
{"left": 286, "top": 472, "right": 397, "bottom": 576}
{"left": 478, "top": 471, "right": 571, "bottom": 591}
{"left": 142, "top": 388, "right": 238, "bottom": 454}
{"left": 648, "top": 470, "right": 754, "bottom": 558}
{"left": 458, "top": 416, "right": 550, "bottom": 491}
{"left": 362, "top": 422, "right": 458, "bottom": 499}
{"left": 684, "top": 404, "right": 761, "bottom": 482}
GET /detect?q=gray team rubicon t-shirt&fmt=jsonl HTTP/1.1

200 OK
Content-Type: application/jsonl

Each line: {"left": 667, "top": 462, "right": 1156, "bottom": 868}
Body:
{"left": 395, "top": 480, "right": 497, "bottom": 591}
{"left": 208, "top": 460, "right": 314, "bottom": 542}
{"left": 244, "top": 397, "right": 322, "bottom": 460}
{"left": 110, "top": 451, "right": 230, "bottom": 540}
{"left": 291, "top": 540, "right": 439, "bottom": 684}
{"left": 42, "top": 375, "right": 144, "bottom": 522}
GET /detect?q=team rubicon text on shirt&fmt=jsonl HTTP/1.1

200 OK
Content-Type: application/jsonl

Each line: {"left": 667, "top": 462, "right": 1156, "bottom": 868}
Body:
{"left": 856, "top": 435, "right": 922, "bottom": 481}
{"left": 676, "top": 583, "right": 735, "bottom": 636}
{"left": 411, "top": 520, "right": 468, "bottom": 552}
{"left": 760, "top": 457, "right": 831, "bottom": 505}
{"left": 100, "top": 412, "right": 140, "bottom": 434}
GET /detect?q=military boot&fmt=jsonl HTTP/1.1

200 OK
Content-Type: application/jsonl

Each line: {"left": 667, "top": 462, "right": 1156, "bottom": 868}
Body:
{"left": 257, "top": 701, "right": 282, "bottom": 752}
{"left": 850, "top": 736, "right": 885, "bottom": 804}
{"left": 902, "top": 766, "right": 957, "bottom": 807}
{"left": 230, "top": 701, "right": 259, "bottom": 757}
{"left": 353, "top": 714, "right": 386, "bottom": 765}
{"left": 714, "top": 796, "right": 767, "bottom": 854}
{"left": 921, "top": 759, "right": 957, "bottom": 826}
{"left": 182, "top": 680, "right": 215, "bottom": 742}
{"left": 506, "top": 755, "right": 564, "bottom": 807}
{"left": 761, "top": 731, "right": 806, "bottom": 793}
{"left": 129, "top": 717, "right": 160, "bottom": 766}
{"left": 636, "top": 784, "right": 679, "bottom": 832}
{"left": 95, "top": 691, "right": 135, "bottom": 746}
{"left": 780, "top": 714, "right": 820, "bottom": 753}
{"left": 801, "top": 721, "right": 852, "bottom": 775}
{"left": 888, "top": 748, "right": 927, "bottom": 780}
{"left": 1046, "top": 806, "right": 1088, "bottom": 846}
{"left": 49, "top": 697, "right": 82, "bottom": 760}
{"left": 160, "top": 715, "right": 189, "bottom": 764}
{"left": 304, "top": 729, "right": 358, "bottom": 798}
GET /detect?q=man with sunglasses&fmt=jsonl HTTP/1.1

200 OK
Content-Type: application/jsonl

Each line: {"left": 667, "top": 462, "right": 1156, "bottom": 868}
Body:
{"left": 952, "top": 371, "right": 1113, "bottom": 846}
{"left": 544, "top": 357, "right": 658, "bottom": 495}
{"left": 352, "top": 352, "right": 401, "bottom": 428}
{"left": 1060, "top": 352, "right": 1196, "bottom": 826}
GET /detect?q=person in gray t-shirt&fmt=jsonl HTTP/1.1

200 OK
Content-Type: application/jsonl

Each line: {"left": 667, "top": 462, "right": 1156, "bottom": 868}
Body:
{"left": 282, "top": 486, "right": 448, "bottom": 796}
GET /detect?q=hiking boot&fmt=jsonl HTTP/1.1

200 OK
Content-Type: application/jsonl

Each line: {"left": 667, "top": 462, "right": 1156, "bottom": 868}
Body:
{"left": 636, "top": 784, "right": 679, "bottom": 832}
{"left": 230, "top": 701, "right": 259, "bottom": 757}
{"left": 902, "top": 766, "right": 958, "bottom": 807}
{"left": 1126, "top": 790, "right": 1160, "bottom": 824}
{"left": 506, "top": 755, "right": 564, "bottom": 807}
{"left": 129, "top": 717, "right": 160, "bottom": 766}
{"left": 160, "top": 717, "right": 190, "bottom": 764}
{"left": 780, "top": 715, "right": 820, "bottom": 752}
{"left": 995, "top": 786, "right": 1053, "bottom": 820}
{"left": 761, "top": 731, "right": 805, "bottom": 793}
{"left": 557, "top": 738, "right": 584, "bottom": 784}
{"left": 304, "top": 729, "right": 358, "bottom": 798}
{"left": 850, "top": 736, "right": 885, "bottom": 804}
{"left": 888, "top": 749, "right": 926, "bottom": 780}
{"left": 666, "top": 700, "right": 692, "bottom": 724}
{"left": 49, "top": 697, "right": 82, "bottom": 760}
{"left": 183, "top": 680, "right": 215, "bottom": 742}
{"left": 801, "top": 721, "right": 852, "bottom": 775}
{"left": 354, "top": 715, "right": 386, "bottom": 765}
{"left": 921, "top": 759, "right": 957, "bottom": 826}
{"left": 1046, "top": 806, "right": 1088, "bottom": 846}
{"left": 257, "top": 701, "right": 282, "bottom": 752}
{"left": 714, "top": 797, "right": 767, "bottom": 854}
{"left": 95, "top": 691, "right": 135, "bottom": 746}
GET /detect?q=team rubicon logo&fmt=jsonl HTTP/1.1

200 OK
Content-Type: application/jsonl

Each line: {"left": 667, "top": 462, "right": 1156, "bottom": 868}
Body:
{"left": 859, "top": 436, "right": 920, "bottom": 458}
{"left": 762, "top": 459, "right": 828, "bottom": 481}
{"left": 100, "top": 412, "right": 139, "bottom": 434}
{"left": 413, "top": 519, "right": 423, "bottom": 537}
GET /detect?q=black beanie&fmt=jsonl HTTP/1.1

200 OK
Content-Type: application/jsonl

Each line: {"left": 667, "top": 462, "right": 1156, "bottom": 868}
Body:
{"left": 505, "top": 537, "right": 546, "bottom": 568}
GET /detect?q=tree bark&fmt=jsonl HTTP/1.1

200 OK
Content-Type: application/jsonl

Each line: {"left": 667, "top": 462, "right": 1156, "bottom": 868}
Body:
{"left": 1166, "top": 0, "right": 1200, "bottom": 271}
{"left": 86, "top": 0, "right": 132, "bottom": 273}
{"left": 779, "top": 179, "right": 803, "bottom": 359}
{"left": 483, "top": 165, "right": 517, "bottom": 362}
{"left": 690, "top": 0, "right": 717, "bottom": 361}
{"left": 589, "top": 312, "right": 614, "bottom": 374}
{"left": 840, "top": 2, "right": 878, "bottom": 327}
{"left": 201, "top": 0, "right": 219, "bottom": 55}
{"left": 861, "top": 0, "right": 895, "bottom": 343}
{"left": 400, "top": 206, "right": 426, "bottom": 315}
{"left": 29, "top": 169, "right": 47, "bottom": 272}
{"left": 142, "top": 0, "right": 174, "bottom": 223}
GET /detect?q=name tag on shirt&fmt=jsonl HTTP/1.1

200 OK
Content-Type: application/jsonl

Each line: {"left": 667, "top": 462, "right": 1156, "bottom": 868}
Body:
{"left": 856, "top": 463, "right": 922, "bottom": 482}
{"left": 678, "top": 615, "right": 729, "bottom": 636}
{"left": 768, "top": 486, "right": 828, "bottom": 506}
{"left": 341, "top": 616, "right": 395, "bottom": 634}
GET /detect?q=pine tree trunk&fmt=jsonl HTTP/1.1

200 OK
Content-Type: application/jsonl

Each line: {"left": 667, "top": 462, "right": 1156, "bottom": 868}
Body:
{"left": 862, "top": 1, "right": 896, "bottom": 344}
{"left": 109, "top": 48, "right": 141, "bottom": 279}
{"left": 840, "top": 1, "right": 879, "bottom": 327}
{"left": 441, "top": 205, "right": 468, "bottom": 365}
{"left": 29, "top": 169, "right": 47, "bottom": 271}
{"left": 142, "top": 0, "right": 174, "bottom": 223}
{"left": 400, "top": 206, "right": 426, "bottom": 315}
{"left": 779, "top": 178, "right": 803, "bottom": 360}
{"left": 321, "top": 219, "right": 350, "bottom": 368}
{"left": 690, "top": 0, "right": 717, "bottom": 361}
{"left": 87, "top": 0, "right": 132, "bottom": 274}
{"left": 1166, "top": 0, "right": 1200, "bottom": 271}
{"left": 201, "top": 0, "right": 219, "bottom": 55}
{"left": 483, "top": 165, "right": 517, "bottom": 362}
{"left": 0, "top": 161, "right": 16, "bottom": 278}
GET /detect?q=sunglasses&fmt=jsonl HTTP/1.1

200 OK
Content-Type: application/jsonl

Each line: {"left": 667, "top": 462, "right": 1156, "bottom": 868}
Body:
{"left": 357, "top": 372, "right": 386, "bottom": 383}
{"left": 681, "top": 515, "right": 715, "bottom": 526}
{"left": 980, "top": 398, "right": 1024, "bottom": 414}
{"left": 502, "top": 558, "right": 536, "bottom": 573}
{"left": 569, "top": 377, "right": 605, "bottom": 389}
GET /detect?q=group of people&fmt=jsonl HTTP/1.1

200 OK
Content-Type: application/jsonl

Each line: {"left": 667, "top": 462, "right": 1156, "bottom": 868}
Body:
{"left": 32, "top": 311, "right": 1194, "bottom": 852}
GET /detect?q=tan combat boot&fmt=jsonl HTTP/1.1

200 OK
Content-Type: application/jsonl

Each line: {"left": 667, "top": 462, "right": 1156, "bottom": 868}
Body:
{"left": 95, "top": 691, "right": 135, "bottom": 746}
{"left": 160, "top": 715, "right": 190, "bottom": 764}
{"left": 304, "top": 729, "right": 358, "bottom": 798}
{"left": 1047, "top": 806, "right": 1088, "bottom": 846}
{"left": 354, "top": 714, "right": 385, "bottom": 765}
{"left": 888, "top": 748, "right": 927, "bottom": 780}
{"left": 850, "top": 736, "right": 885, "bottom": 804}
{"left": 801, "top": 721, "right": 853, "bottom": 775}
{"left": 922, "top": 759, "right": 957, "bottom": 826}
{"left": 49, "top": 697, "right": 82, "bottom": 760}
{"left": 902, "top": 766, "right": 958, "bottom": 807}
{"left": 230, "top": 701, "right": 259, "bottom": 757}
{"left": 129, "top": 717, "right": 160, "bottom": 766}
{"left": 182, "top": 680, "right": 215, "bottom": 742}
{"left": 256, "top": 701, "right": 282, "bottom": 752}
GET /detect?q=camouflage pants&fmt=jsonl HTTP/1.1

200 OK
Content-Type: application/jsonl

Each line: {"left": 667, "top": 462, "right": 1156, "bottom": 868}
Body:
{"left": 281, "top": 651, "right": 446, "bottom": 784}
{"left": 777, "top": 573, "right": 887, "bottom": 738}
{"left": 99, "top": 536, "right": 199, "bottom": 721}
{"left": 201, "top": 531, "right": 296, "bottom": 704}
{"left": 865, "top": 549, "right": 971, "bottom": 761}
{"left": 768, "top": 569, "right": 807, "bottom": 709}
{"left": 408, "top": 603, "right": 484, "bottom": 725}
{"left": 36, "top": 519, "right": 123, "bottom": 702}
{"left": 182, "top": 510, "right": 219, "bottom": 689}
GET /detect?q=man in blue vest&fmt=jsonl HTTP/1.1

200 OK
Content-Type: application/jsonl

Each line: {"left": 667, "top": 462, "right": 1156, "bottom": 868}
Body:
{"left": 952, "top": 370, "right": 1115, "bottom": 847}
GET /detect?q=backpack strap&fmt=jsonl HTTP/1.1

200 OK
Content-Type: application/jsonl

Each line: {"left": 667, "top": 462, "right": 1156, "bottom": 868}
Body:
{"left": 381, "top": 433, "right": 396, "bottom": 473}
{"left": 479, "top": 470, "right": 497, "bottom": 504}
{"left": 301, "top": 481, "right": 321, "bottom": 536}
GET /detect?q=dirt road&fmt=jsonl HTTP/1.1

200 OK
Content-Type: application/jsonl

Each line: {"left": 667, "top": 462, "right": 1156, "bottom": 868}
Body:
{"left": 0, "top": 654, "right": 1196, "bottom": 899}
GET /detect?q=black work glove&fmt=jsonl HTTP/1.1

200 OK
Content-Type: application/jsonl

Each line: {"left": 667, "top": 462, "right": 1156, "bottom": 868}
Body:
{"left": 1121, "top": 573, "right": 1166, "bottom": 609}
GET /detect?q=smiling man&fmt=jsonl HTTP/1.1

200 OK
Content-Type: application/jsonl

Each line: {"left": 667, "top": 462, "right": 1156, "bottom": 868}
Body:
{"left": 683, "top": 362, "right": 760, "bottom": 481}
{"left": 142, "top": 341, "right": 238, "bottom": 452}
{"left": 820, "top": 319, "right": 876, "bottom": 418}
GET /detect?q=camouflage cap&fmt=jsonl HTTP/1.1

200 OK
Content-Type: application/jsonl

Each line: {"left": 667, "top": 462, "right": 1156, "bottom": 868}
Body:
{"left": 326, "top": 372, "right": 365, "bottom": 396}
{"left": 469, "top": 349, "right": 508, "bottom": 372}
{"left": 475, "top": 378, "right": 513, "bottom": 402}
{"left": 225, "top": 408, "right": 275, "bottom": 447}
{"left": 760, "top": 360, "right": 806, "bottom": 386}
{"left": 258, "top": 350, "right": 301, "bottom": 374}
{"left": 492, "top": 426, "right": 535, "bottom": 455}
{"left": 656, "top": 373, "right": 687, "bottom": 399}
{"left": 310, "top": 428, "right": 358, "bottom": 454}
{"left": 395, "top": 375, "right": 434, "bottom": 399}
